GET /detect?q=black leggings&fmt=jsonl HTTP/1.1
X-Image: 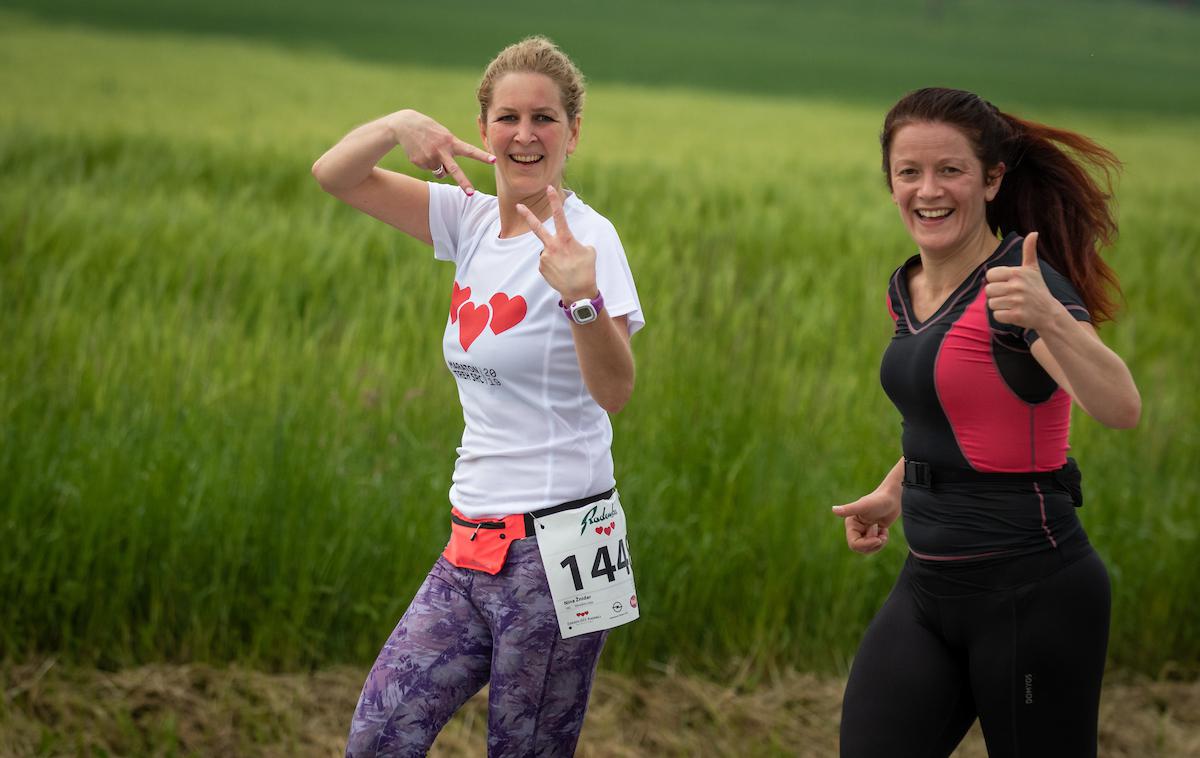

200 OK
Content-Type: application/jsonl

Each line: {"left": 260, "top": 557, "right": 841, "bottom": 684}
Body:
{"left": 840, "top": 544, "right": 1110, "bottom": 758}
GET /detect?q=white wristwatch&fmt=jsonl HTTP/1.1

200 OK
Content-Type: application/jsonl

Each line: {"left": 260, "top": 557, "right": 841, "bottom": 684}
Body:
{"left": 558, "top": 291, "right": 605, "bottom": 325}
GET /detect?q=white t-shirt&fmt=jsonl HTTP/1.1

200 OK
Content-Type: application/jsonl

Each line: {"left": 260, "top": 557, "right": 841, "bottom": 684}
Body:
{"left": 428, "top": 182, "right": 644, "bottom": 519}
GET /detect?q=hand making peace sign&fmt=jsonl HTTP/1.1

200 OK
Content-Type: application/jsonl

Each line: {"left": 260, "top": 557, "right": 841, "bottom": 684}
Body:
{"left": 516, "top": 186, "right": 599, "bottom": 303}
{"left": 984, "top": 232, "right": 1060, "bottom": 332}
{"left": 391, "top": 110, "right": 495, "bottom": 196}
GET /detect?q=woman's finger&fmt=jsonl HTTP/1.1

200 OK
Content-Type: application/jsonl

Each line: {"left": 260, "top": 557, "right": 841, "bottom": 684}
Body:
{"left": 844, "top": 515, "right": 889, "bottom": 553}
{"left": 985, "top": 266, "right": 1016, "bottom": 283}
{"left": 545, "top": 186, "right": 573, "bottom": 240}
{"left": 1022, "top": 231, "right": 1040, "bottom": 268}
{"left": 851, "top": 536, "right": 884, "bottom": 554}
{"left": 843, "top": 518, "right": 862, "bottom": 539}
{"left": 439, "top": 155, "right": 475, "bottom": 195}
{"left": 846, "top": 517, "right": 873, "bottom": 543}
{"left": 414, "top": 151, "right": 444, "bottom": 172}
{"left": 453, "top": 138, "right": 497, "bottom": 166}
{"left": 991, "top": 310, "right": 1015, "bottom": 325}
{"left": 988, "top": 295, "right": 1021, "bottom": 312}
{"left": 515, "top": 203, "right": 554, "bottom": 246}
{"left": 985, "top": 281, "right": 1016, "bottom": 298}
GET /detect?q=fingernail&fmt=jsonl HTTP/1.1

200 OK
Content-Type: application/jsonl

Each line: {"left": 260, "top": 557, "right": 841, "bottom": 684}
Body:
{"left": 489, "top": 155, "right": 497, "bottom": 163}
{"left": 466, "top": 189, "right": 474, "bottom": 196}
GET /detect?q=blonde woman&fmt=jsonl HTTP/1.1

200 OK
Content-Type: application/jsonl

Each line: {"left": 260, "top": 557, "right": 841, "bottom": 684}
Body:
{"left": 313, "top": 37, "right": 644, "bottom": 756}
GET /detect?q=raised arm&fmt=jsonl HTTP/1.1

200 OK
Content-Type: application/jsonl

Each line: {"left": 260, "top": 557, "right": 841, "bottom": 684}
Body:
{"left": 311, "top": 110, "right": 495, "bottom": 244}
{"left": 985, "top": 233, "right": 1141, "bottom": 429}
{"left": 517, "top": 187, "right": 635, "bottom": 414}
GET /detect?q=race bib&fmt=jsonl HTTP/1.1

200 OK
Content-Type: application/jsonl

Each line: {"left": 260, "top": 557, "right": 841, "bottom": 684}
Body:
{"left": 533, "top": 492, "right": 639, "bottom": 638}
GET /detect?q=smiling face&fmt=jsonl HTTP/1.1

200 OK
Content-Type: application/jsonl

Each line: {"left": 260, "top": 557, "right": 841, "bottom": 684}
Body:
{"left": 479, "top": 71, "right": 580, "bottom": 201}
{"left": 888, "top": 120, "right": 1004, "bottom": 259}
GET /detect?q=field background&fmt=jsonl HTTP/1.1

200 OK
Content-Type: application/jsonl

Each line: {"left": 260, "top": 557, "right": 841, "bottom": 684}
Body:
{"left": 2, "top": 0, "right": 1199, "bottom": 753}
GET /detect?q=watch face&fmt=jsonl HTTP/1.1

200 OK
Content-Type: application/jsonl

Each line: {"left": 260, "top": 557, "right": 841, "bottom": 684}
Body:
{"left": 571, "top": 303, "right": 598, "bottom": 324}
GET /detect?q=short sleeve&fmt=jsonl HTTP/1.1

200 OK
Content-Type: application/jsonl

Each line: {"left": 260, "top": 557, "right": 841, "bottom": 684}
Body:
{"left": 591, "top": 223, "right": 645, "bottom": 336}
{"left": 427, "top": 181, "right": 471, "bottom": 262}
{"left": 886, "top": 267, "right": 904, "bottom": 327}
{"left": 884, "top": 260, "right": 912, "bottom": 335}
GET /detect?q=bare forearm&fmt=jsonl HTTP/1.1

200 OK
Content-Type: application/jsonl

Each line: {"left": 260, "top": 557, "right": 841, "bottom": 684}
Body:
{"left": 1035, "top": 311, "right": 1141, "bottom": 428}
{"left": 870, "top": 457, "right": 905, "bottom": 523}
{"left": 571, "top": 314, "right": 635, "bottom": 414}
{"left": 311, "top": 113, "right": 406, "bottom": 193}
{"left": 878, "top": 457, "right": 905, "bottom": 498}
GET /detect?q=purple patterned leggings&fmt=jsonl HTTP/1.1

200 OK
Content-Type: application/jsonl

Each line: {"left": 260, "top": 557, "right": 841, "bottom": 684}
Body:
{"left": 345, "top": 538, "right": 608, "bottom": 757}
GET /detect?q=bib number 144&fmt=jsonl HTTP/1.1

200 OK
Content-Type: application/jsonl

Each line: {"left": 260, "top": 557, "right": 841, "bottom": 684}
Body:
{"left": 559, "top": 538, "right": 631, "bottom": 591}
{"left": 533, "top": 493, "right": 639, "bottom": 638}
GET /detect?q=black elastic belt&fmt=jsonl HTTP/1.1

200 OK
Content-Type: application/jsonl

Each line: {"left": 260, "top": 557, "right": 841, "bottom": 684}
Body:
{"left": 522, "top": 488, "right": 615, "bottom": 534}
{"left": 903, "top": 459, "right": 1081, "bottom": 503}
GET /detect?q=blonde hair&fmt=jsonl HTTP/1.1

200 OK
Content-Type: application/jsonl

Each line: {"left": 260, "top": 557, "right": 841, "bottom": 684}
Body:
{"left": 476, "top": 36, "right": 586, "bottom": 122}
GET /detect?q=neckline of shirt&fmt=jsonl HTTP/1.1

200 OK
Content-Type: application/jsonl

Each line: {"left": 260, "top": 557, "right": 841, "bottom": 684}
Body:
{"left": 897, "top": 231, "right": 1021, "bottom": 331}
{"left": 490, "top": 191, "right": 582, "bottom": 247}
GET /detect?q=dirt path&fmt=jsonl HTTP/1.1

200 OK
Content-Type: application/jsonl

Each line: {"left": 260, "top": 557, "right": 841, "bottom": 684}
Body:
{"left": 2, "top": 661, "right": 1197, "bottom": 756}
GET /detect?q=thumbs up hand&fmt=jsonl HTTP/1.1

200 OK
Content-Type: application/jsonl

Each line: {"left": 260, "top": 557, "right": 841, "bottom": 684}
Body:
{"left": 984, "top": 232, "right": 1058, "bottom": 331}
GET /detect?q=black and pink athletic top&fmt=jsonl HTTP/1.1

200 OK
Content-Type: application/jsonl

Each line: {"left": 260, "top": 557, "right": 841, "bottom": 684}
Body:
{"left": 881, "top": 233, "right": 1092, "bottom": 559}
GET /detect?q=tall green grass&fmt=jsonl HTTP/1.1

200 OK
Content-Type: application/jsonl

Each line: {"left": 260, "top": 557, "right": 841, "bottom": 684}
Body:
{"left": 4, "top": 0, "right": 1200, "bottom": 116}
{"left": 1, "top": 13, "right": 1197, "bottom": 677}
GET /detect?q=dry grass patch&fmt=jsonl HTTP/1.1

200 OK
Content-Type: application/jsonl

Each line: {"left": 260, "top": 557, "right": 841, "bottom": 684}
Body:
{"left": 1, "top": 661, "right": 1196, "bottom": 756}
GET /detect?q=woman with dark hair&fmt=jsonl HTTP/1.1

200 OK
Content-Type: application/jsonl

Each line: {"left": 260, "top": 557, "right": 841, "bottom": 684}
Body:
{"left": 832, "top": 88, "right": 1140, "bottom": 757}
{"left": 313, "top": 36, "right": 643, "bottom": 756}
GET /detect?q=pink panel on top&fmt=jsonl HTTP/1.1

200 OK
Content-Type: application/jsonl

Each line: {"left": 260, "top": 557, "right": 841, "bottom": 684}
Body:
{"left": 934, "top": 289, "right": 1072, "bottom": 472}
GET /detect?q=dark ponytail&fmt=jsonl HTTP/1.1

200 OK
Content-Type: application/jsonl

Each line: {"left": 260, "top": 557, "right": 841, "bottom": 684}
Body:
{"left": 881, "top": 88, "right": 1123, "bottom": 324}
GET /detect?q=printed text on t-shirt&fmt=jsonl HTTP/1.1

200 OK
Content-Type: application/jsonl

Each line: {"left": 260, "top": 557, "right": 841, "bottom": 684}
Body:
{"left": 447, "top": 360, "right": 502, "bottom": 387}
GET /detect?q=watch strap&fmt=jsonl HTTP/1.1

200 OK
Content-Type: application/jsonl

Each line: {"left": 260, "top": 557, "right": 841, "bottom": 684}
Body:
{"left": 558, "top": 290, "right": 605, "bottom": 322}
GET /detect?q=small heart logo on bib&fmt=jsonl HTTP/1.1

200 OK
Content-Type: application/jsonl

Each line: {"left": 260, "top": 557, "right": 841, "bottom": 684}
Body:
{"left": 603, "top": 526, "right": 612, "bottom": 535}
{"left": 458, "top": 303, "right": 490, "bottom": 351}
{"left": 594, "top": 527, "right": 604, "bottom": 535}
{"left": 450, "top": 282, "right": 471, "bottom": 324}
{"left": 488, "top": 292, "right": 527, "bottom": 334}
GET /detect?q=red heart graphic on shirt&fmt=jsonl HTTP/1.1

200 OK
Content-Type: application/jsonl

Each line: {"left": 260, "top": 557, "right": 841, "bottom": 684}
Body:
{"left": 488, "top": 292, "right": 527, "bottom": 334}
{"left": 603, "top": 526, "right": 612, "bottom": 536}
{"left": 595, "top": 527, "right": 604, "bottom": 535}
{"left": 458, "top": 303, "right": 490, "bottom": 351}
{"left": 609, "top": 522, "right": 615, "bottom": 530}
{"left": 450, "top": 282, "right": 471, "bottom": 324}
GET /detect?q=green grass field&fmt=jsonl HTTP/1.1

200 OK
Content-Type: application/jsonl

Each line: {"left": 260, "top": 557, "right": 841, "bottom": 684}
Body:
{"left": 7, "top": 0, "right": 1200, "bottom": 116}
{"left": 1, "top": 2, "right": 1198, "bottom": 680}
